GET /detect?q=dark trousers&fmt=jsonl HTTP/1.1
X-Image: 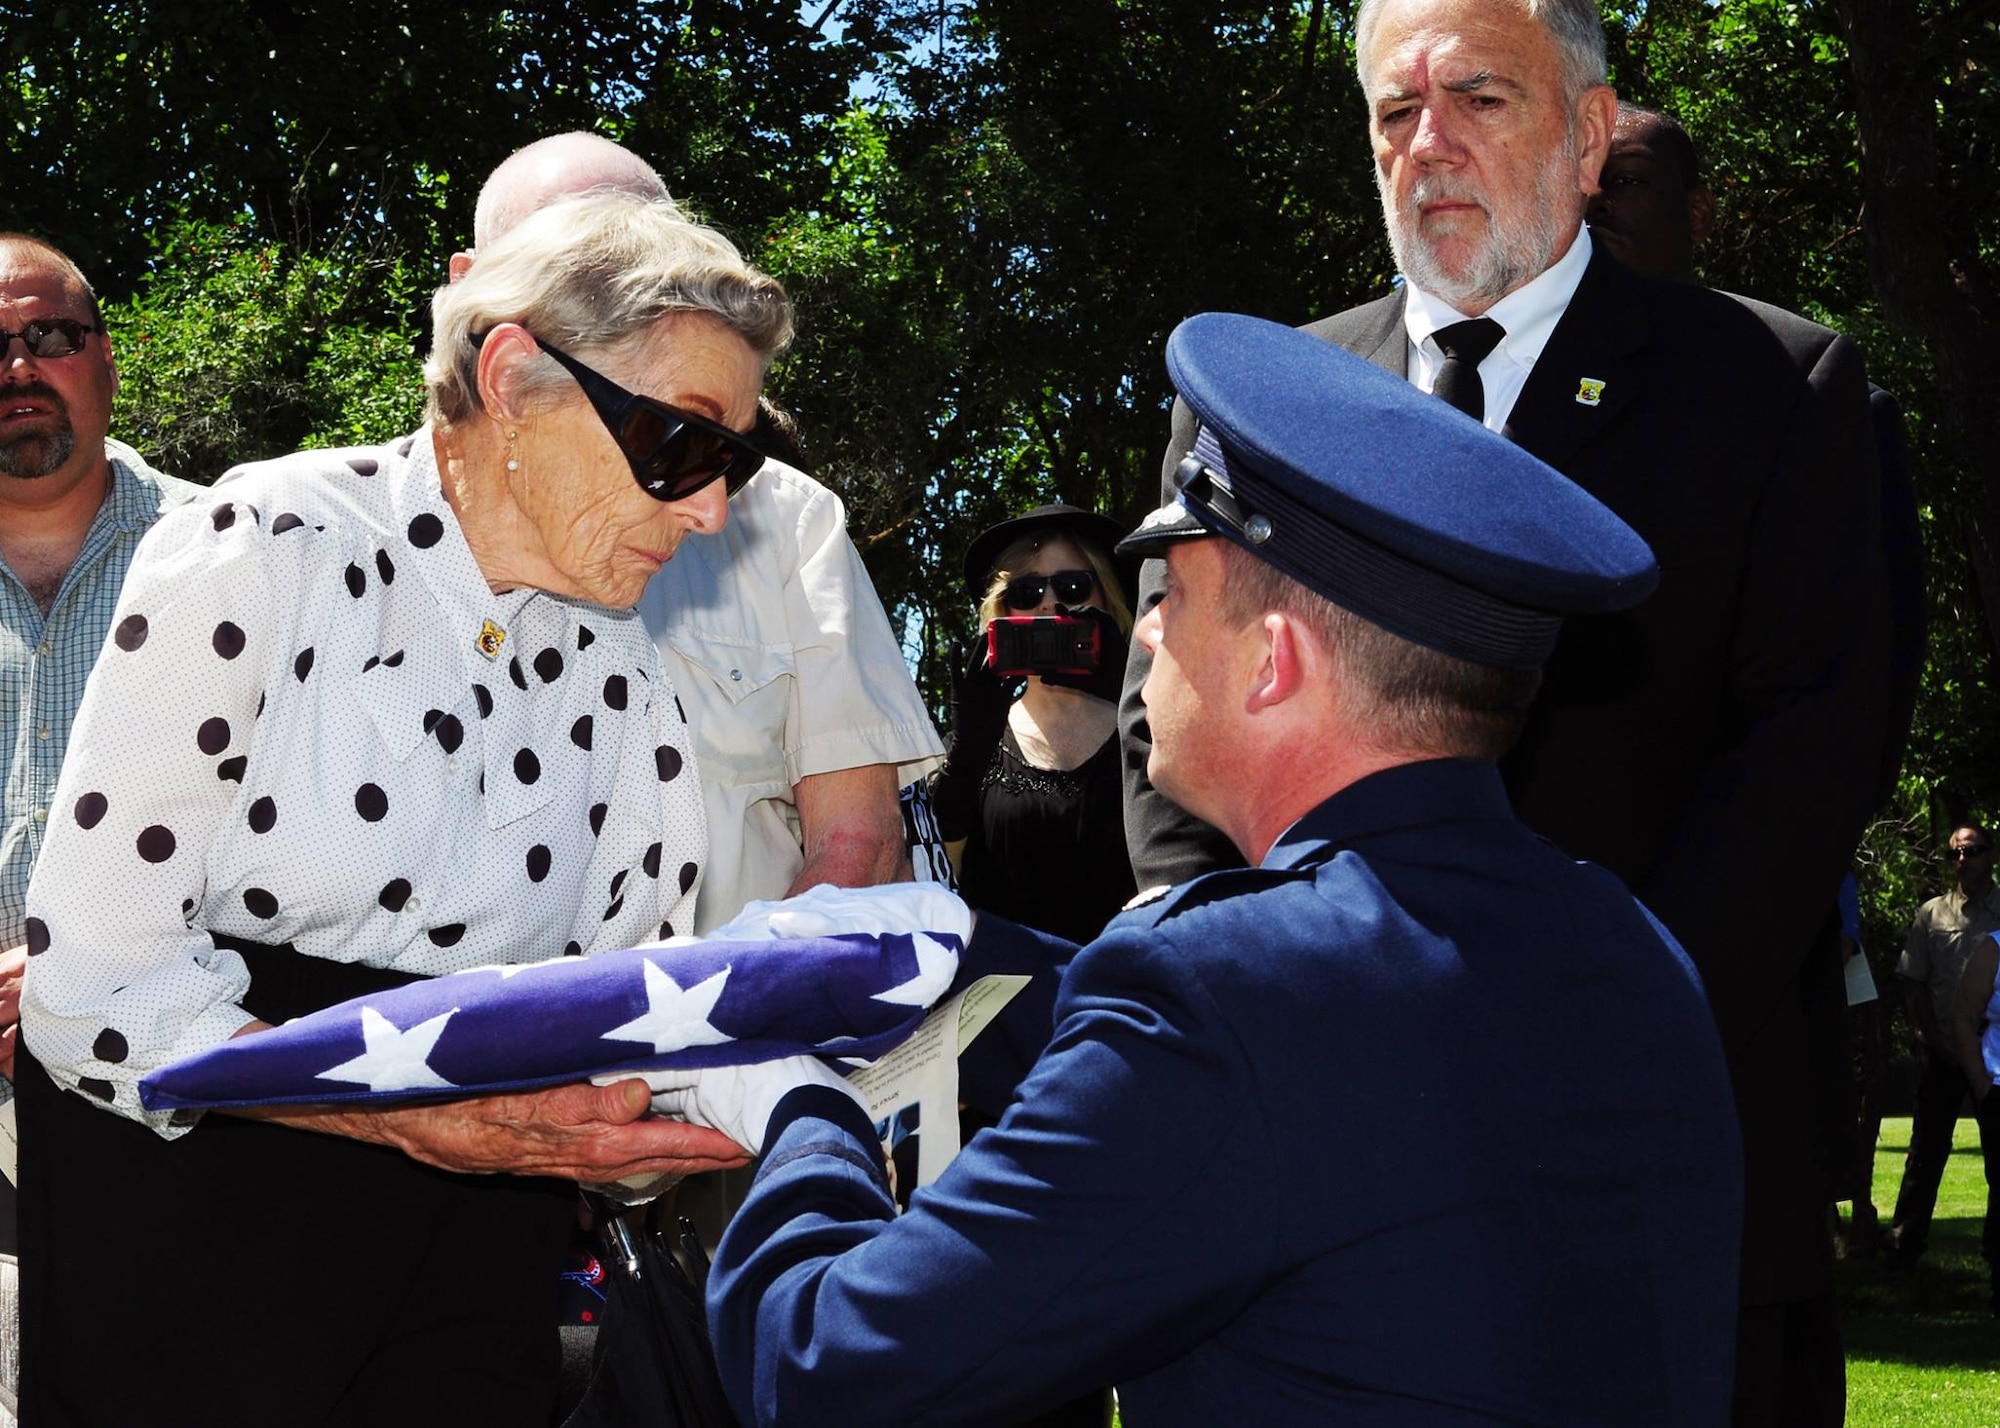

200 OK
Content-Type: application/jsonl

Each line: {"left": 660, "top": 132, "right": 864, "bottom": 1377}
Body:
{"left": 1731, "top": 1281, "right": 1845, "bottom": 1428}
{"left": 1890, "top": 1045, "right": 1994, "bottom": 1259}
{"left": 17, "top": 938, "right": 577, "bottom": 1428}
{"left": 1980, "top": 1092, "right": 2000, "bottom": 1272}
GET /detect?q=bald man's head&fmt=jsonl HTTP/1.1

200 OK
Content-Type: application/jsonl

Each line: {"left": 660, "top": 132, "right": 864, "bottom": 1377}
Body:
{"left": 453, "top": 133, "right": 673, "bottom": 280}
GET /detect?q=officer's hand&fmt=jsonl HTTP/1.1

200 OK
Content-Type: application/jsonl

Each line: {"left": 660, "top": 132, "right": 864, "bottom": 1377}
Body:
{"left": 630, "top": 1057, "right": 866, "bottom": 1156}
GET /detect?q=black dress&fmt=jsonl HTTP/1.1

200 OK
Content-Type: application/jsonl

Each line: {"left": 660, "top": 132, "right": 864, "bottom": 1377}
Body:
{"left": 956, "top": 725, "right": 1137, "bottom": 947}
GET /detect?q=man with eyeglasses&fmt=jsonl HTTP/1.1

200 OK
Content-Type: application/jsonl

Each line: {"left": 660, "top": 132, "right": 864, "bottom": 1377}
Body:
{"left": 0, "top": 237, "right": 200, "bottom": 1062}
{"left": 0, "top": 232, "right": 197, "bottom": 1422}
{"left": 1888, "top": 824, "right": 2000, "bottom": 1267}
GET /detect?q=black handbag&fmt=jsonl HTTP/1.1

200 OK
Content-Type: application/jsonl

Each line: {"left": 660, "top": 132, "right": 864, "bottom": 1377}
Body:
{"left": 562, "top": 1202, "right": 739, "bottom": 1428}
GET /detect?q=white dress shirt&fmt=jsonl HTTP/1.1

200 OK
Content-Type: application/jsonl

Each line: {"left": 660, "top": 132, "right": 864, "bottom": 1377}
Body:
{"left": 640, "top": 461, "right": 943, "bottom": 933}
{"left": 1402, "top": 226, "right": 1594, "bottom": 432}
{"left": 21, "top": 430, "right": 706, "bottom": 1134}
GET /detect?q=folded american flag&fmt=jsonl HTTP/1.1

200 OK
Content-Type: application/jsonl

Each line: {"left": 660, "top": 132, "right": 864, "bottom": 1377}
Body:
{"left": 139, "top": 930, "right": 960, "bottom": 1111}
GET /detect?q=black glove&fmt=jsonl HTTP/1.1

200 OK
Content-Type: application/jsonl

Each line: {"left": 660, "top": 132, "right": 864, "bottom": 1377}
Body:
{"left": 932, "top": 635, "right": 1022, "bottom": 838}
{"left": 1039, "top": 605, "right": 1129, "bottom": 703}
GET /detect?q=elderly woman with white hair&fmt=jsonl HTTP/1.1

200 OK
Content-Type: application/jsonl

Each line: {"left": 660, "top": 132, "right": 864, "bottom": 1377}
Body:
{"left": 15, "top": 195, "right": 787, "bottom": 1426}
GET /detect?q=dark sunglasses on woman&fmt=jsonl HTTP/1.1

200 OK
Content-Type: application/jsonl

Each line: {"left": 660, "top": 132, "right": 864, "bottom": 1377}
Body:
{"left": 0, "top": 318, "right": 99, "bottom": 360}
{"left": 1002, "top": 570, "right": 1097, "bottom": 611}
{"left": 479, "top": 333, "right": 766, "bottom": 502}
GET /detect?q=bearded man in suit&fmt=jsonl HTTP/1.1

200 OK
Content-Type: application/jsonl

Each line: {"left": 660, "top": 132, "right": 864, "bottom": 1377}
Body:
{"left": 1120, "top": 1, "right": 1890, "bottom": 1420}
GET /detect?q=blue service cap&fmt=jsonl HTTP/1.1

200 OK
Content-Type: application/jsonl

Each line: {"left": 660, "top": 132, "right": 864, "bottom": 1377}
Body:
{"left": 1119, "top": 313, "right": 1658, "bottom": 670}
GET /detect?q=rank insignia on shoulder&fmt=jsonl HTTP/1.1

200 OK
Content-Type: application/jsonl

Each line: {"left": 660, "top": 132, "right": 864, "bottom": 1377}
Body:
{"left": 1574, "top": 377, "right": 1606, "bottom": 407}
{"left": 1123, "top": 885, "right": 1173, "bottom": 911}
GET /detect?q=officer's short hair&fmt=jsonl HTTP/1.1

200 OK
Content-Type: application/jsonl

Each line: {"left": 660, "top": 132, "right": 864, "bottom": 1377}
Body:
{"left": 1214, "top": 542, "right": 1543, "bottom": 760}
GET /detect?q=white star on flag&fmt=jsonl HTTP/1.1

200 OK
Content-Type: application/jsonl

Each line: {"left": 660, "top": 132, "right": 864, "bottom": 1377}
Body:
{"left": 601, "top": 961, "right": 732, "bottom": 1053}
{"left": 317, "top": 1006, "right": 460, "bottom": 1093}
{"left": 873, "top": 932, "right": 956, "bottom": 1007}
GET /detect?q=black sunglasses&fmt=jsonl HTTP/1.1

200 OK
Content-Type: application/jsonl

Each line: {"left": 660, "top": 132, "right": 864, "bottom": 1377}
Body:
{"left": 1002, "top": 570, "right": 1097, "bottom": 611}
{"left": 526, "top": 338, "right": 764, "bottom": 503}
{"left": 1950, "top": 844, "right": 1992, "bottom": 861}
{"left": 0, "top": 318, "right": 99, "bottom": 360}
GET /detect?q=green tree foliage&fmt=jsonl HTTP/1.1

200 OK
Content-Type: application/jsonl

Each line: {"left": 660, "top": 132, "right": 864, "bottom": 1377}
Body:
{"left": 104, "top": 219, "right": 426, "bottom": 483}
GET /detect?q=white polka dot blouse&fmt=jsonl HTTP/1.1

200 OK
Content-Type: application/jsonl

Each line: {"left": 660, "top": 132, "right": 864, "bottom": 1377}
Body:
{"left": 20, "top": 430, "right": 708, "bottom": 1135}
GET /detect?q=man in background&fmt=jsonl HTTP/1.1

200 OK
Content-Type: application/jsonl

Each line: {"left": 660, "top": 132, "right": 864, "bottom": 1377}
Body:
{"left": 1119, "top": 3, "right": 1889, "bottom": 1419}
{"left": 0, "top": 233, "right": 200, "bottom": 1423}
{"left": 1892, "top": 825, "right": 2000, "bottom": 1268}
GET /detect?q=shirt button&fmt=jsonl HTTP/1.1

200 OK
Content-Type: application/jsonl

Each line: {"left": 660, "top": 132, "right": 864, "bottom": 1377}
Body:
{"left": 31, "top": 807, "right": 45, "bottom": 824}
{"left": 445, "top": 757, "right": 459, "bottom": 774}
{"left": 35, "top": 726, "right": 49, "bottom": 741}
{"left": 36, "top": 642, "right": 50, "bottom": 656}
{"left": 406, "top": 896, "right": 422, "bottom": 912}
{"left": 729, "top": 668, "right": 743, "bottom": 682}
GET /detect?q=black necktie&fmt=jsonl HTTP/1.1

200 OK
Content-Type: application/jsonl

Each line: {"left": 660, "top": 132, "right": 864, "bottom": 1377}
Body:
{"left": 1431, "top": 318, "right": 1506, "bottom": 421}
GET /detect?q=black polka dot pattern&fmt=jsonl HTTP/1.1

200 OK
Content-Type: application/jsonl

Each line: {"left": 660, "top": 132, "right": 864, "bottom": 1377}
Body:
{"left": 656, "top": 745, "right": 683, "bottom": 781}
{"left": 679, "top": 862, "right": 699, "bottom": 894}
{"left": 211, "top": 504, "right": 236, "bottom": 532}
{"left": 78, "top": 1077, "right": 115, "bottom": 1104}
{"left": 348, "top": 458, "right": 380, "bottom": 477}
{"left": 19, "top": 435, "right": 707, "bottom": 1132}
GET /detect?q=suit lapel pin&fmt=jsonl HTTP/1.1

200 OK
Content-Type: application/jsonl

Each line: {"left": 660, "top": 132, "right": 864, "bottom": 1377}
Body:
{"left": 1574, "top": 377, "right": 1607, "bottom": 408}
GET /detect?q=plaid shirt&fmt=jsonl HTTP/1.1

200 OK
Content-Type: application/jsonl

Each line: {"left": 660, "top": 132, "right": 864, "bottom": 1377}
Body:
{"left": 0, "top": 441, "right": 201, "bottom": 948}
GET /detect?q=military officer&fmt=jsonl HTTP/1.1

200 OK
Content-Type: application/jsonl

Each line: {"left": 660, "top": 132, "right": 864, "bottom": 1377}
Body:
{"left": 652, "top": 313, "right": 1744, "bottom": 1426}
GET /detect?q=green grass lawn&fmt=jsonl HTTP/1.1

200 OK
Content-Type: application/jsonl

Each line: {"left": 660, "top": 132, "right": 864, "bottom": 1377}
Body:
{"left": 1841, "top": 1117, "right": 2000, "bottom": 1425}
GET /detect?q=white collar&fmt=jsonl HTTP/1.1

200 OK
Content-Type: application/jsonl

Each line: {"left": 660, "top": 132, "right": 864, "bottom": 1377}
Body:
{"left": 1401, "top": 226, "right": 1593, "bottom": 375}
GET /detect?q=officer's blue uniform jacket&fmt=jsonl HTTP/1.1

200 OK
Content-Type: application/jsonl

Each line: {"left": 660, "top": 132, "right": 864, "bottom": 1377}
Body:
{"left": 709, "top": 758, "right": 1742, "bottom": 1426}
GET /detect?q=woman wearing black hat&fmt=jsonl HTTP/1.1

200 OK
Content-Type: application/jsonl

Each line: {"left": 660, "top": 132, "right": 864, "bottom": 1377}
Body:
{"left": 932, "top": 505, "right": 1139, "bottom": 948}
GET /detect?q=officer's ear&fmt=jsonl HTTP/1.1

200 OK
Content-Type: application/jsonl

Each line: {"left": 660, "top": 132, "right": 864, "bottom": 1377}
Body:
{"left": 1244, "top": 611, "right": 1312, "bottom": 716}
